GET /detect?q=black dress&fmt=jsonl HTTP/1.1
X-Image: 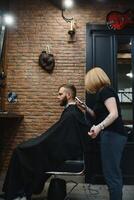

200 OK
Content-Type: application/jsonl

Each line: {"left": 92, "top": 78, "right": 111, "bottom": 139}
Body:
{"left": 3, "top": 105, "right": 90, "bottom": 200}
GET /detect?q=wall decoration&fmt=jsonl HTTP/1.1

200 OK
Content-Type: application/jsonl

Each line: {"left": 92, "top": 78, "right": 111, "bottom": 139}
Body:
{"left": 39, "top": 46, "right": 55, "bottom": 73}
{"left": 106, "top": 9, "right": 134, "bottom": 30}
{"left": 7, "top": 92, "right": 17, "bottom": 103}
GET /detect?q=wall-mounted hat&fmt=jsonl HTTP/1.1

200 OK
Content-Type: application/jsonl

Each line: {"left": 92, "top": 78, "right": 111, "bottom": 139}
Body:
{"left": 39, "top": 51, "right": 55, "bottom": 73}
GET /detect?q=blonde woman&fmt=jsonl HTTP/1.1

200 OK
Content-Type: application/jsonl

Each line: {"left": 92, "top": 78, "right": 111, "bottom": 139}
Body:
{"left": 85, "top": 67, "right": 127, "bottom": 200}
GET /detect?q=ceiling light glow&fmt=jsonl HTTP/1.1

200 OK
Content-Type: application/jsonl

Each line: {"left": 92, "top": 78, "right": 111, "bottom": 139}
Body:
{"left": 3, "top": 14, "right": 15, "bottom": 26}
{"left": 63, "top": 0, "right": 74, "bottom": 9}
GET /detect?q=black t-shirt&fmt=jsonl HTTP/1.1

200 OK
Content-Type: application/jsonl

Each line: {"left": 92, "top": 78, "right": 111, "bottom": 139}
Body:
{"left": 93, "top": 86, "right": 127, "bottom": 136}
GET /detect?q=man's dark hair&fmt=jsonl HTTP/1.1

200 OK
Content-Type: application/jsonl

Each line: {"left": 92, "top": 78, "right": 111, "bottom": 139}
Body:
{"left": 58, "top": 84, "right": 77, "bottom": 99}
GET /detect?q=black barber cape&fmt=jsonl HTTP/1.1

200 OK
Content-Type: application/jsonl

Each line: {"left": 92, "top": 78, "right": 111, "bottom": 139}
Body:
{"left": 3, "top": 104, "right": 90, "bottom": 200}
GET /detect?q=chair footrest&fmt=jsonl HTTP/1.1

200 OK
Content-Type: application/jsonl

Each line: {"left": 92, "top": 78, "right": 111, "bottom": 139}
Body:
{"left": 46, "top": 160, "right": 84, "bottom": 174}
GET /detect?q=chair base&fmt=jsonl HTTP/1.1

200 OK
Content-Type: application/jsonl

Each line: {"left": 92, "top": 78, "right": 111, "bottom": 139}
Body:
{"left": 47, "top": 178, "right": 67, "bottom": 200}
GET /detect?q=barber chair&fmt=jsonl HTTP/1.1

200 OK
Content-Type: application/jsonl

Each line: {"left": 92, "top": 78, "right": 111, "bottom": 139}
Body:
{"left": 46, "top": 158, "right": 85, "bottom": 200}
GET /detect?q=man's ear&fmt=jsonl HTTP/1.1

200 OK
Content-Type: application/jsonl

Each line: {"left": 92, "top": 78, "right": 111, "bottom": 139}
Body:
{"left": 66, "top": 91, "right": 71, "bottom": 99}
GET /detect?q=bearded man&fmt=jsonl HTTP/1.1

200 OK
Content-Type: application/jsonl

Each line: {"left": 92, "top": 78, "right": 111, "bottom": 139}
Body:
{"left": 2, "top": 84, "right": 90, "bottom": 200}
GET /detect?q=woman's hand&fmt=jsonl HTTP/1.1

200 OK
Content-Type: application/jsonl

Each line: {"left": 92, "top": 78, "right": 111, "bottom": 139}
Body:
{"left": 75, "top": 98, "right": 87, "bottom": 113}
{"left": 88, "top": 125, "right": 101, "bottom": 139}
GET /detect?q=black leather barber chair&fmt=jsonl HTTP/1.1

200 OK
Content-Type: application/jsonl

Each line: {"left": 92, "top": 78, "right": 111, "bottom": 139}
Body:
{"left": 46, "top": 158, "right": 85, "bottom": 200}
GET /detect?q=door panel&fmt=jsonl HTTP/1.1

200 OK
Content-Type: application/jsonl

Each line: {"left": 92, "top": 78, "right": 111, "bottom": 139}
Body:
{"left": 92, "top": 33, "right": 116, "bottom": 79}
{"left": 86, "top": 25, "right": 117, "bottom": 111}
{"left": 86, "top": 24, "right": 117, "bottom": 87}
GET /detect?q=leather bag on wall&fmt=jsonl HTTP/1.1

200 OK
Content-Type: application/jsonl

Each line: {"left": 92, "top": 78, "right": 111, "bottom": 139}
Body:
{"left": 39, "top": 49, "right": 55, "bottom": 73}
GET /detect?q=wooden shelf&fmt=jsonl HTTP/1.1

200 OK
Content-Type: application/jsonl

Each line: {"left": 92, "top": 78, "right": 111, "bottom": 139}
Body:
{"left": 0, "top": 112, "right": 24, "bottom": 120}
{"left": 0, "top": 112, "right": 24, "bottom": 126}
{"left": 0, "top": 112, "right": 24, "bottom": 136}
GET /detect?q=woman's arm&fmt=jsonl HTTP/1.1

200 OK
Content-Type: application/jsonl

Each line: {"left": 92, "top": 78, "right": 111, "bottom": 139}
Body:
{"left": 89, "top": 97, "right": 118, "bottom": 138}
{"left": 75, "top": 100, "right": 95, "bottom": 117}
{"left": 85, "top": 106, "right": 96, "bottom": 118}
{"left": 98, "top": 97, "right": 118, "bottom": 128}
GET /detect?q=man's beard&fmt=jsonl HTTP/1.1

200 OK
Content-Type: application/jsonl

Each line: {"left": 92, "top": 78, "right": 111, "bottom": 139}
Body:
{"left": 60, "top": 96, "right": 68, "bottom": 106}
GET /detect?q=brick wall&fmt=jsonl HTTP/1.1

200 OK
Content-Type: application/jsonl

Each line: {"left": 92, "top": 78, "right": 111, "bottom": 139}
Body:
{"left": 0, "top": 0, "right": 133, "bottom": 171}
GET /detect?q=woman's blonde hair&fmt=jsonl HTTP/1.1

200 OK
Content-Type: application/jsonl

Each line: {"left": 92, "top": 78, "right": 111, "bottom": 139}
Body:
{"left": 85, "top": 67, "right": 111, "bottom": 93}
